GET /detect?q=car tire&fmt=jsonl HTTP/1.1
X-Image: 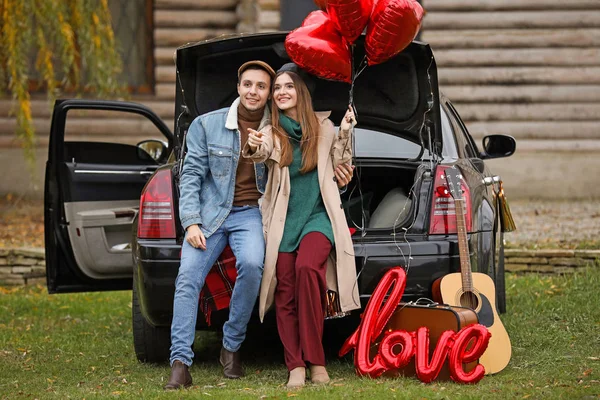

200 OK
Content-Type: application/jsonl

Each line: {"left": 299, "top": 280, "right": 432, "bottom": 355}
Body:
{"left": 132, "top": 279, "right": 171, "bottom": 363}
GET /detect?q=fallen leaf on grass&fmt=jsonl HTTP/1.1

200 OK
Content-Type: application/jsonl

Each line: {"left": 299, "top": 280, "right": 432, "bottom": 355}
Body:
{"left": 583, "top": 369, "right": 593, "bottom": 376}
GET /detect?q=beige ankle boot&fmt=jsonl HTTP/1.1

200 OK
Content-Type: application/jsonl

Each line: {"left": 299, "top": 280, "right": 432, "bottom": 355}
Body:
{"left": 309, "top": 365, "right": 330, "bottom": 384}
{"left": 286, "top": 367, "right": 306, "bottom": 388}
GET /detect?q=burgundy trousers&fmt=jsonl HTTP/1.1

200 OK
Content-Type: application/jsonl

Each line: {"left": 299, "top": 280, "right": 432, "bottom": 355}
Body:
{"left": 275, "top": 231, "right": 332, "bottom": 371}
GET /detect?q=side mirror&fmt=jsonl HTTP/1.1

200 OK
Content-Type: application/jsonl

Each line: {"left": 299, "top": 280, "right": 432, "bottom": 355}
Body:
{"left": 480, "top": 135, "right": 516, "bottom": 159}
{"left": 137, "top": 139, "right": 167, "bottom": 162}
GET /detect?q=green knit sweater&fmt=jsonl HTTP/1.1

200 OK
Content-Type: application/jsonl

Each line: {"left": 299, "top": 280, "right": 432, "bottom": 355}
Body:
{"left": 278, "top": 113, "right": 334, "bottom": 252}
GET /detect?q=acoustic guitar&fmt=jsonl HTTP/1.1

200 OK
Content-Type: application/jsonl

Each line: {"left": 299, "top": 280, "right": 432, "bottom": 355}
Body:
{"left": 431, "top": 166, "right": 511, "bottom": 375}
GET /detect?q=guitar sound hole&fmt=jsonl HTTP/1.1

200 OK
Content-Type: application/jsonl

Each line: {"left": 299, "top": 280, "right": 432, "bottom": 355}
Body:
{"left": 459, "top": 291, "right": 479, "bottom": 310}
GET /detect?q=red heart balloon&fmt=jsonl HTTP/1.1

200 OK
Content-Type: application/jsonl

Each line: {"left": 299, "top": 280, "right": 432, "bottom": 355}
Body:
{"left": 327, "top": 0, "right": 374, "bottom": 43}
{"left": 365, "top": 0, "right": 425, "bottom": 66}
{"left": 285, "top": 11, "right": 352, "bottom": 83}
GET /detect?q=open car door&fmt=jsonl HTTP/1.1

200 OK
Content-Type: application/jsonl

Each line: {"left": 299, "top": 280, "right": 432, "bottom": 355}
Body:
{"left": 45, "top": 100, "right": 173, "bottom": 293}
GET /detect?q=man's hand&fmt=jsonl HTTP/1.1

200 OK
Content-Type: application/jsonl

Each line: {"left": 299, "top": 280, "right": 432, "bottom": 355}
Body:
{"left": 186, "top": 224, "right": 206, "bottom": 250}
{"left": 247, "top": 128, "right": 264, "bottom": 152}
{"left": 335, "top": 163, "right": 355, "bottom": 188}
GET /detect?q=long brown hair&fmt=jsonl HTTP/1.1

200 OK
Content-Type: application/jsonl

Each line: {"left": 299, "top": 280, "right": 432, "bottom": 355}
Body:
{"left": 270, "top": 71, "right": 320, "bottom": 174}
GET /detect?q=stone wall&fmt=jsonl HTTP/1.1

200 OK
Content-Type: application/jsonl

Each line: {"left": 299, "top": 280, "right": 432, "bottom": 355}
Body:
{"left": 1, "top": 247, "right": 598, "bottom": 286}
{"left": 0, "top": 248, "right": 46, "bottom": 286}
{"left": 504, "top": 249, "right": 600, "bottom": 274}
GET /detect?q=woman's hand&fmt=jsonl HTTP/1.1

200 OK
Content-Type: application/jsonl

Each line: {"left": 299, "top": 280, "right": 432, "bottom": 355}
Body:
{"left": 340, "top": 105, "right": 357, "bottom": 132}
{"left": 247, "top": 128, "right": 264, "bottom": 152}
{"left": 335, "top": 163, "right": 355, "bottom": 188}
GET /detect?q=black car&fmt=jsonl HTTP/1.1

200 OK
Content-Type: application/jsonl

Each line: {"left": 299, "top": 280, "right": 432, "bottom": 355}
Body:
{"left": 44, "top": 33, "right": 516, "bottom": 363}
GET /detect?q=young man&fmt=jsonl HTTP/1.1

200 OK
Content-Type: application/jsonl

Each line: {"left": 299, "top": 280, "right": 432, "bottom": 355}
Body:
{"left": 165, "top": 61, "right": 276, "bottom": 389}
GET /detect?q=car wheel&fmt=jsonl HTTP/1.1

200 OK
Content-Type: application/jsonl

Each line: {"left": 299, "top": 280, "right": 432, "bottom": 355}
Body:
{"left": 132, "top": 277, "right": 171, "bottom": 363}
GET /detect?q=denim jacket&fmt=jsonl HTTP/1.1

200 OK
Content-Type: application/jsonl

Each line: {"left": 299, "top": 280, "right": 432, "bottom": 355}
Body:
{"left": 179, "top": 98, "right": 269, "bottom": 237}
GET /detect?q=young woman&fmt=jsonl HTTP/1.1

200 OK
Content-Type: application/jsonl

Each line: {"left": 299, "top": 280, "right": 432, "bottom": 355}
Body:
{"left": 243, "top": 63, "right": 361, "bottom": 388}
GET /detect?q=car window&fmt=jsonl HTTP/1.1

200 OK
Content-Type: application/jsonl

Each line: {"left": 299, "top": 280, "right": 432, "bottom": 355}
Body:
{"left": 445, "top": 103, "right": 479, "bottom": 158}
{"left": 64, "top": 108, "right": 168, "bottom": 164}
{"left": 353, "top": 124, "right": 458, "bottom": 160}
{"left": 439, "top": 109, "right": 459, "bottom": 159}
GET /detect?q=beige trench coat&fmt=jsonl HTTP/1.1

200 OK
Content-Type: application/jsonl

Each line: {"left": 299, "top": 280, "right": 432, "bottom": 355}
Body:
{"left": 242, "top": 111, "right": 361, "bottom": 321}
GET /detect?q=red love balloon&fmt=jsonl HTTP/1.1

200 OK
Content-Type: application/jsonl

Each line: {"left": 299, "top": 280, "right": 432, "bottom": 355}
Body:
{"left": 340, "top": 267, "right": 492, "bottom": 384}
{"left": 365, "top": 0, "right": 425, "bottom": 66}
{"left": 448, "top": 324, "right": 491, "bottom": 384}
{"left": 285, "top": 10, "right": 352, "bottom": 83}
{"left": 327, "top": 0, "right": 374, "bottom": 43}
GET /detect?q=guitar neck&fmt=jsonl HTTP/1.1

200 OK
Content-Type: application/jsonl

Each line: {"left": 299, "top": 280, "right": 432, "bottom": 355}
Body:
{"left": 454, "top": 198, "right": 473, "bottom": 291}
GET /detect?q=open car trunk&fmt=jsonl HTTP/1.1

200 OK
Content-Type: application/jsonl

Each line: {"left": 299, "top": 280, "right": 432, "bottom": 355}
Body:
{"left": 343, "top": 162, "right": 426, "bottom": 232}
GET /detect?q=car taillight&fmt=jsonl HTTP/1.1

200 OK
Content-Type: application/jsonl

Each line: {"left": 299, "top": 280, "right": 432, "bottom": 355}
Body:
{"left": 138, "top": 169, "right": 176, "bottom": 239}
{"left": 429, "top": 165, "right": 472, "bottom": 234}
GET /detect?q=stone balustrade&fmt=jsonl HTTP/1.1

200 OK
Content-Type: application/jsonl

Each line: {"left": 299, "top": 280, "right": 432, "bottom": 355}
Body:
{"left": 0, "top": 247, "right": 598, "bottom": 286}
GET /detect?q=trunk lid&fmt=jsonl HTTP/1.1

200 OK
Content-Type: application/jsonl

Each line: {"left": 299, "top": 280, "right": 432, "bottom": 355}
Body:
{"left": 174, "top": 33, "right": 442, "bottom": 156}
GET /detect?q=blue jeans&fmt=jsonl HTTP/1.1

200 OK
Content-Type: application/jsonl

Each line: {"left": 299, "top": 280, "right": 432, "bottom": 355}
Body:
{"left": 170, "top": 206, "right": 265, "bottom": 367}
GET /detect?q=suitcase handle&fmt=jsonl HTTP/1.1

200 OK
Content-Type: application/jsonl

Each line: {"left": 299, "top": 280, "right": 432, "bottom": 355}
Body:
{"left": 409, "top": 298, "right": 457, "bottom": 310}
{"left": 411, "top": 298, "right": 440, "bottom": 307}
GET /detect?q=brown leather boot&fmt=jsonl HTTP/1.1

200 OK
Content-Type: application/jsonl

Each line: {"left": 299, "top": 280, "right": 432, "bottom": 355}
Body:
{"left": 219, "top": 346, "right": 244, "bottom": 379}
{"left": 164, "top": 360, "right": 193, "bottom": 390}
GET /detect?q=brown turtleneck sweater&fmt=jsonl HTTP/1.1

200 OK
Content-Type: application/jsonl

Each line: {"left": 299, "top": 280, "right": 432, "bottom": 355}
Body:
{"left": 234, "top": 103, "right": 263, "bottom": 206}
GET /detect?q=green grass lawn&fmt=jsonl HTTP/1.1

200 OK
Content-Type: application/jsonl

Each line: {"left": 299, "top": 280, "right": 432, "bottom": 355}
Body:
{"left": 1, "top": 268, "right": 599, "bottom": 399}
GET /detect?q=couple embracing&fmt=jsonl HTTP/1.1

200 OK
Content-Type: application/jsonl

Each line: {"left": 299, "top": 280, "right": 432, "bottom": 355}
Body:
{"left": 165, "top": 60, "right": 361, "bottom": 390}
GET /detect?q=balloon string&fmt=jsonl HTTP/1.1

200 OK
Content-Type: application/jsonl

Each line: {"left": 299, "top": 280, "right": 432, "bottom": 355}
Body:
{"left": 349, "top": 44, "right": 356, "bottom": 108}
{"left": 349, "top": 56, "right": 368, "bottom": 117}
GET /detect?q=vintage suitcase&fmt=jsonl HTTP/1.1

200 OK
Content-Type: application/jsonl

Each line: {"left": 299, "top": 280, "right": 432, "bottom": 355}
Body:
{"left": 373, "top": 301, "right": 479, "bottom": 380}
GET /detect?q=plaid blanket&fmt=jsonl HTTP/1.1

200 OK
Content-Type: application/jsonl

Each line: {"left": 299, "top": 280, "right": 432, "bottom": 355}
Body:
{"left": 198, "top": 228, "right": 357, "bottom": 325}
{"left": 198, "top": 245, "right": 237, "bottom": 326}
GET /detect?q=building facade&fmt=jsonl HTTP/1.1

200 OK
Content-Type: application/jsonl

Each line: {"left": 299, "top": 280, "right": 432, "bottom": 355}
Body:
{"left": 1, "top": 0, "right": 598, "bottom": 198}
